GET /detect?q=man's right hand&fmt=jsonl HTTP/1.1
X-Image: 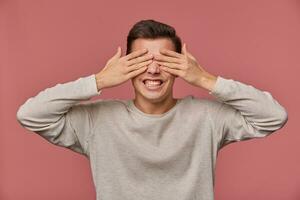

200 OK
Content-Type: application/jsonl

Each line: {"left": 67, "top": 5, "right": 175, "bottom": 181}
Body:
{"left": 95, "top": 47, "right": 153, "bottom": 91}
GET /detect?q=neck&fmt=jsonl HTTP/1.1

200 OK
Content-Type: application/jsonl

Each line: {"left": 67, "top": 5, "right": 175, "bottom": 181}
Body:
{"left": 133, "top": 94, "right": 178, "bottom": 115}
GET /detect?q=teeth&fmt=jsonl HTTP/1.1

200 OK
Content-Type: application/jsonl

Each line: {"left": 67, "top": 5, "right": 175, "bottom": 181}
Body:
{"left": 144, "top": 80, "right": 163, "bottom": 89}
{"left": 145, "top": 80, "right": 161, "bottom": 85}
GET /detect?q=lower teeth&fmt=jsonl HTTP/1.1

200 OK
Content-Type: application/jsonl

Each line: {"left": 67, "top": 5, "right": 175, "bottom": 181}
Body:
{"left": 147, "top": 85, "right": 160, "bottom": 87}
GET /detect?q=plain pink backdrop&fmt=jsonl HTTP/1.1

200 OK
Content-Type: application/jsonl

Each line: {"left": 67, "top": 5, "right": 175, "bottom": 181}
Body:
{"left": 1, "top": 0, "right": 299, "bottom": 199}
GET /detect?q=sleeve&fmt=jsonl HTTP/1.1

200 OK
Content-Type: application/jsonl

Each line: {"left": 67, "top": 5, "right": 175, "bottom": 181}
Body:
{"left": 16, "top": 74, "right": 102, "bottom": 157}
{"left": 208, "top": 76, "right": 288, "bottom": 150}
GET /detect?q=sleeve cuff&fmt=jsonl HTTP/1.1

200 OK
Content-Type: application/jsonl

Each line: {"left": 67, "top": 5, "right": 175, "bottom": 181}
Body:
{"left": 208, "top": 76, "right": 233, "bottom": 101}
{"left": 84, "top": 74, "right": 102, "bottom": 96}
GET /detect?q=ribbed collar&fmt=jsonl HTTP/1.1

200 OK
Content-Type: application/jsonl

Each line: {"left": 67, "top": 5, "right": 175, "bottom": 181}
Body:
{"left": 127, "top": 98, "right": 183, "bottom": 118}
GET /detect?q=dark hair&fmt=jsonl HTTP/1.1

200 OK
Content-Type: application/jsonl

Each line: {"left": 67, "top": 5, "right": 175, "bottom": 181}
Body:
{"left": 126, "top": 19, "right": 182, "bottom": 55}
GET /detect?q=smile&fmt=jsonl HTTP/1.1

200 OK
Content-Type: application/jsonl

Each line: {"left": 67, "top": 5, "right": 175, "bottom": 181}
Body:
{"left": 142, "top": 80, "right": 164, "bottom": 91}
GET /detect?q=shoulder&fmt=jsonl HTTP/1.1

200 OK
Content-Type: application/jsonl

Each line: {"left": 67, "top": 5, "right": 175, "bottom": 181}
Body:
{"left": 185, "top": 95, "right": 222, "bottom": 109}
{"left": 186, "top": 95, "right": 231, "bottom": 117}
{"left": 69, "top": 98, "right": 127, "bottom": 118}
{"left": 80, "top": 98, "right": 127, "bottom": 111}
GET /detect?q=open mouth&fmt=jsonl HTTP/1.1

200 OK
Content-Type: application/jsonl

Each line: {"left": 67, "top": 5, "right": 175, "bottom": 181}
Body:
{"left": 142, "top": 79, "right": 164, "bottom": 90}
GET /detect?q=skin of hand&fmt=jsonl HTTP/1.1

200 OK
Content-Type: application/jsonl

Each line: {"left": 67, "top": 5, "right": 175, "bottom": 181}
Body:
{"left": 154, "top": 43, "right": 218, "bottom": 92}
{"left": 95, "top": 47, "right": 154, "bottom": 91}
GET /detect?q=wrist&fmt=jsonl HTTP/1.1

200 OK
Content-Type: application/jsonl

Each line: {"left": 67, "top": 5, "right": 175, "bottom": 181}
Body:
{"left": 197, "top": 71, "right": 217, "bottom": 92}
{"left": 95, "top": 73, "right": 105, "bottom": 91}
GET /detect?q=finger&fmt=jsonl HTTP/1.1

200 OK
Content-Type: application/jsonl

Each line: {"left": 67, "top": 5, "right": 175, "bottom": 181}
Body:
{"left": 124, "top": 48, "right": 148, "bottom": 61}
{"left": 156, "top": 61, "right": 182, "bottom": 70}
{"left": 159, "top": 48, "right": 183, "bottom": 59}
{"left": 160, "top": 66, "right": 182, "bottom": 77}
{"left": 127, "top": 59, "right": 152, "bottom": 72}
{"left": 127, "top": 66, "right": 148, "bottom": 79}
{"left": 153, "top": 54, "right": 182, "bottom": 64}
{"left": 107, "top": 46, "right": 122, "bottom": 63}
{"left": 127, "top": 53, "right": 153, "bottom": 66}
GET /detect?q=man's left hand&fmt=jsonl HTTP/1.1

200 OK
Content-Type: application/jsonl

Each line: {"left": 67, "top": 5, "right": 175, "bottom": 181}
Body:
{"left": 154, "top": 43, "right": 217, "bottom": 91}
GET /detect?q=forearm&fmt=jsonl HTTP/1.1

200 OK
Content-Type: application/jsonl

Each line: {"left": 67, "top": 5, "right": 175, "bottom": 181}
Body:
{"left": 210, "top": 76, "right": 288, "bottom": 133}
{"left": 16, "top": 74, "right": 101, "bottom": 130}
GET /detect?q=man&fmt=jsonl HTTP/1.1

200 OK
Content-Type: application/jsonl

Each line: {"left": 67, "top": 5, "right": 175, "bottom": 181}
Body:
{"left": 16, "top": 19, "right": 288, "bottom": 200}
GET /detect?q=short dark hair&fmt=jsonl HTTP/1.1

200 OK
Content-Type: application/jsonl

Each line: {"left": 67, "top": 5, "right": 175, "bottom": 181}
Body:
{"left": 126, "top": 19, "right": 182, "bottom": 55}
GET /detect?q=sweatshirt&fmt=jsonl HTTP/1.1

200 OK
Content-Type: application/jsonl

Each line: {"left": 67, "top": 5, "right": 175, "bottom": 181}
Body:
{"left": 16, "top": 74, "right": 288, "bottom": 200}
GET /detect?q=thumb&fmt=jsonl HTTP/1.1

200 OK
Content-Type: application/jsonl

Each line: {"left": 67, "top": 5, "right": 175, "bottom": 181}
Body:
{"left": 182, "top": 43, "right": 187, "bottom": 56}
{"left": 115, "top": 46, "right": 122, "bottom": 58}
{"left": 107, "top": 46, "right": 122, "bottom": 64}
{"left": 111, "top": 46, "right": 122, "bottom": 59}
{"left": 183, "top": 43, "right": 196, "bottom": 60}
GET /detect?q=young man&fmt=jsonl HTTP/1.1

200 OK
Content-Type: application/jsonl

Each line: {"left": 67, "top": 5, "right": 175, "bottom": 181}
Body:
{"left": 16, "top": 19, "right": 288, "bottom": 200}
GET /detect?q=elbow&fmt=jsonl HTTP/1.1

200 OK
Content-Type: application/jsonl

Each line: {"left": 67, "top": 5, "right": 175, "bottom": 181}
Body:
{"left": 270, "top": 106, "right": 288, "bottom": 131}
{"left": 258, "top": 106, "right": 289, "bottom": 134}
{"left": 16, "top": 104, "right": 31, "bottom": 127}
{"left": 278, "top": 107, "right": 288, "bottom": 128}
{"left": 16, "top": 105, "right": 26, "bottom": 126}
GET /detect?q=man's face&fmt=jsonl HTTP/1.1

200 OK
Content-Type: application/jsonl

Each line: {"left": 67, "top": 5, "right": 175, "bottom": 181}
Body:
{"left": 130, "top": 38, "right": 177, "bottom": 103}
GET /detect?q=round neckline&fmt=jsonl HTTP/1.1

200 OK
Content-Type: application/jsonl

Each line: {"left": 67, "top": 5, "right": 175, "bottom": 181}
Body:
{"left": 127, "top": 98, "right": 183, "bottom": 118}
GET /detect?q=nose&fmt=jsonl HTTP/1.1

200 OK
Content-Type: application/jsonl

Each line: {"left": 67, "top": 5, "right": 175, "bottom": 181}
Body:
{"left": 146, "top": 59, "right": 161, "bottom": 74}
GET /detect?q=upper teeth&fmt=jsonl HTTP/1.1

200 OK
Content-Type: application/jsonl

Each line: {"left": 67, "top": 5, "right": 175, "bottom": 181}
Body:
{"left": 144, "top": 80, "right": 161, "bottom": 85}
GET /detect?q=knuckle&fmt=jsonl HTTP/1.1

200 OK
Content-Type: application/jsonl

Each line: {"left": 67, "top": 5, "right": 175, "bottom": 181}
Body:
{"left": 121, "top": 67, "right": 128, "bottom": 74}
{"left": 137, "top": 56, "right": 142, "bottom": 62}
{"left": 124, "top": 60, "right": 130, "bottom": 67}
{"left": 125, "top": 61, "right": 130, "bottom": 66}
{"left": 120, "top": 58, "right": 126, "bottom": 64}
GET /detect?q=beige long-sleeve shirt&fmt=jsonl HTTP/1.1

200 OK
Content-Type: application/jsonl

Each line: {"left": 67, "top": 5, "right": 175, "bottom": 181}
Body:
{"left": 16, "top": 74, "right": 288, "bottom": 200}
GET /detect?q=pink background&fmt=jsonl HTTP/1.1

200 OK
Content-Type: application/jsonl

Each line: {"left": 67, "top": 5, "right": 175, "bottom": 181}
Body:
{"left": 1, "top": 0, "right": 299, "bottom": 199}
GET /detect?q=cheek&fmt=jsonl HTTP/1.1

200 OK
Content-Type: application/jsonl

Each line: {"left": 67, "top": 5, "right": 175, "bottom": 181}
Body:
{"left": 132, "top": 76, "right": 142, "bottom": 86}
{"left": 166, "top": 76, "right": 176, "bottom": 86}
{"left": 165, "top": 73, "right": 175, "bottom": 81}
